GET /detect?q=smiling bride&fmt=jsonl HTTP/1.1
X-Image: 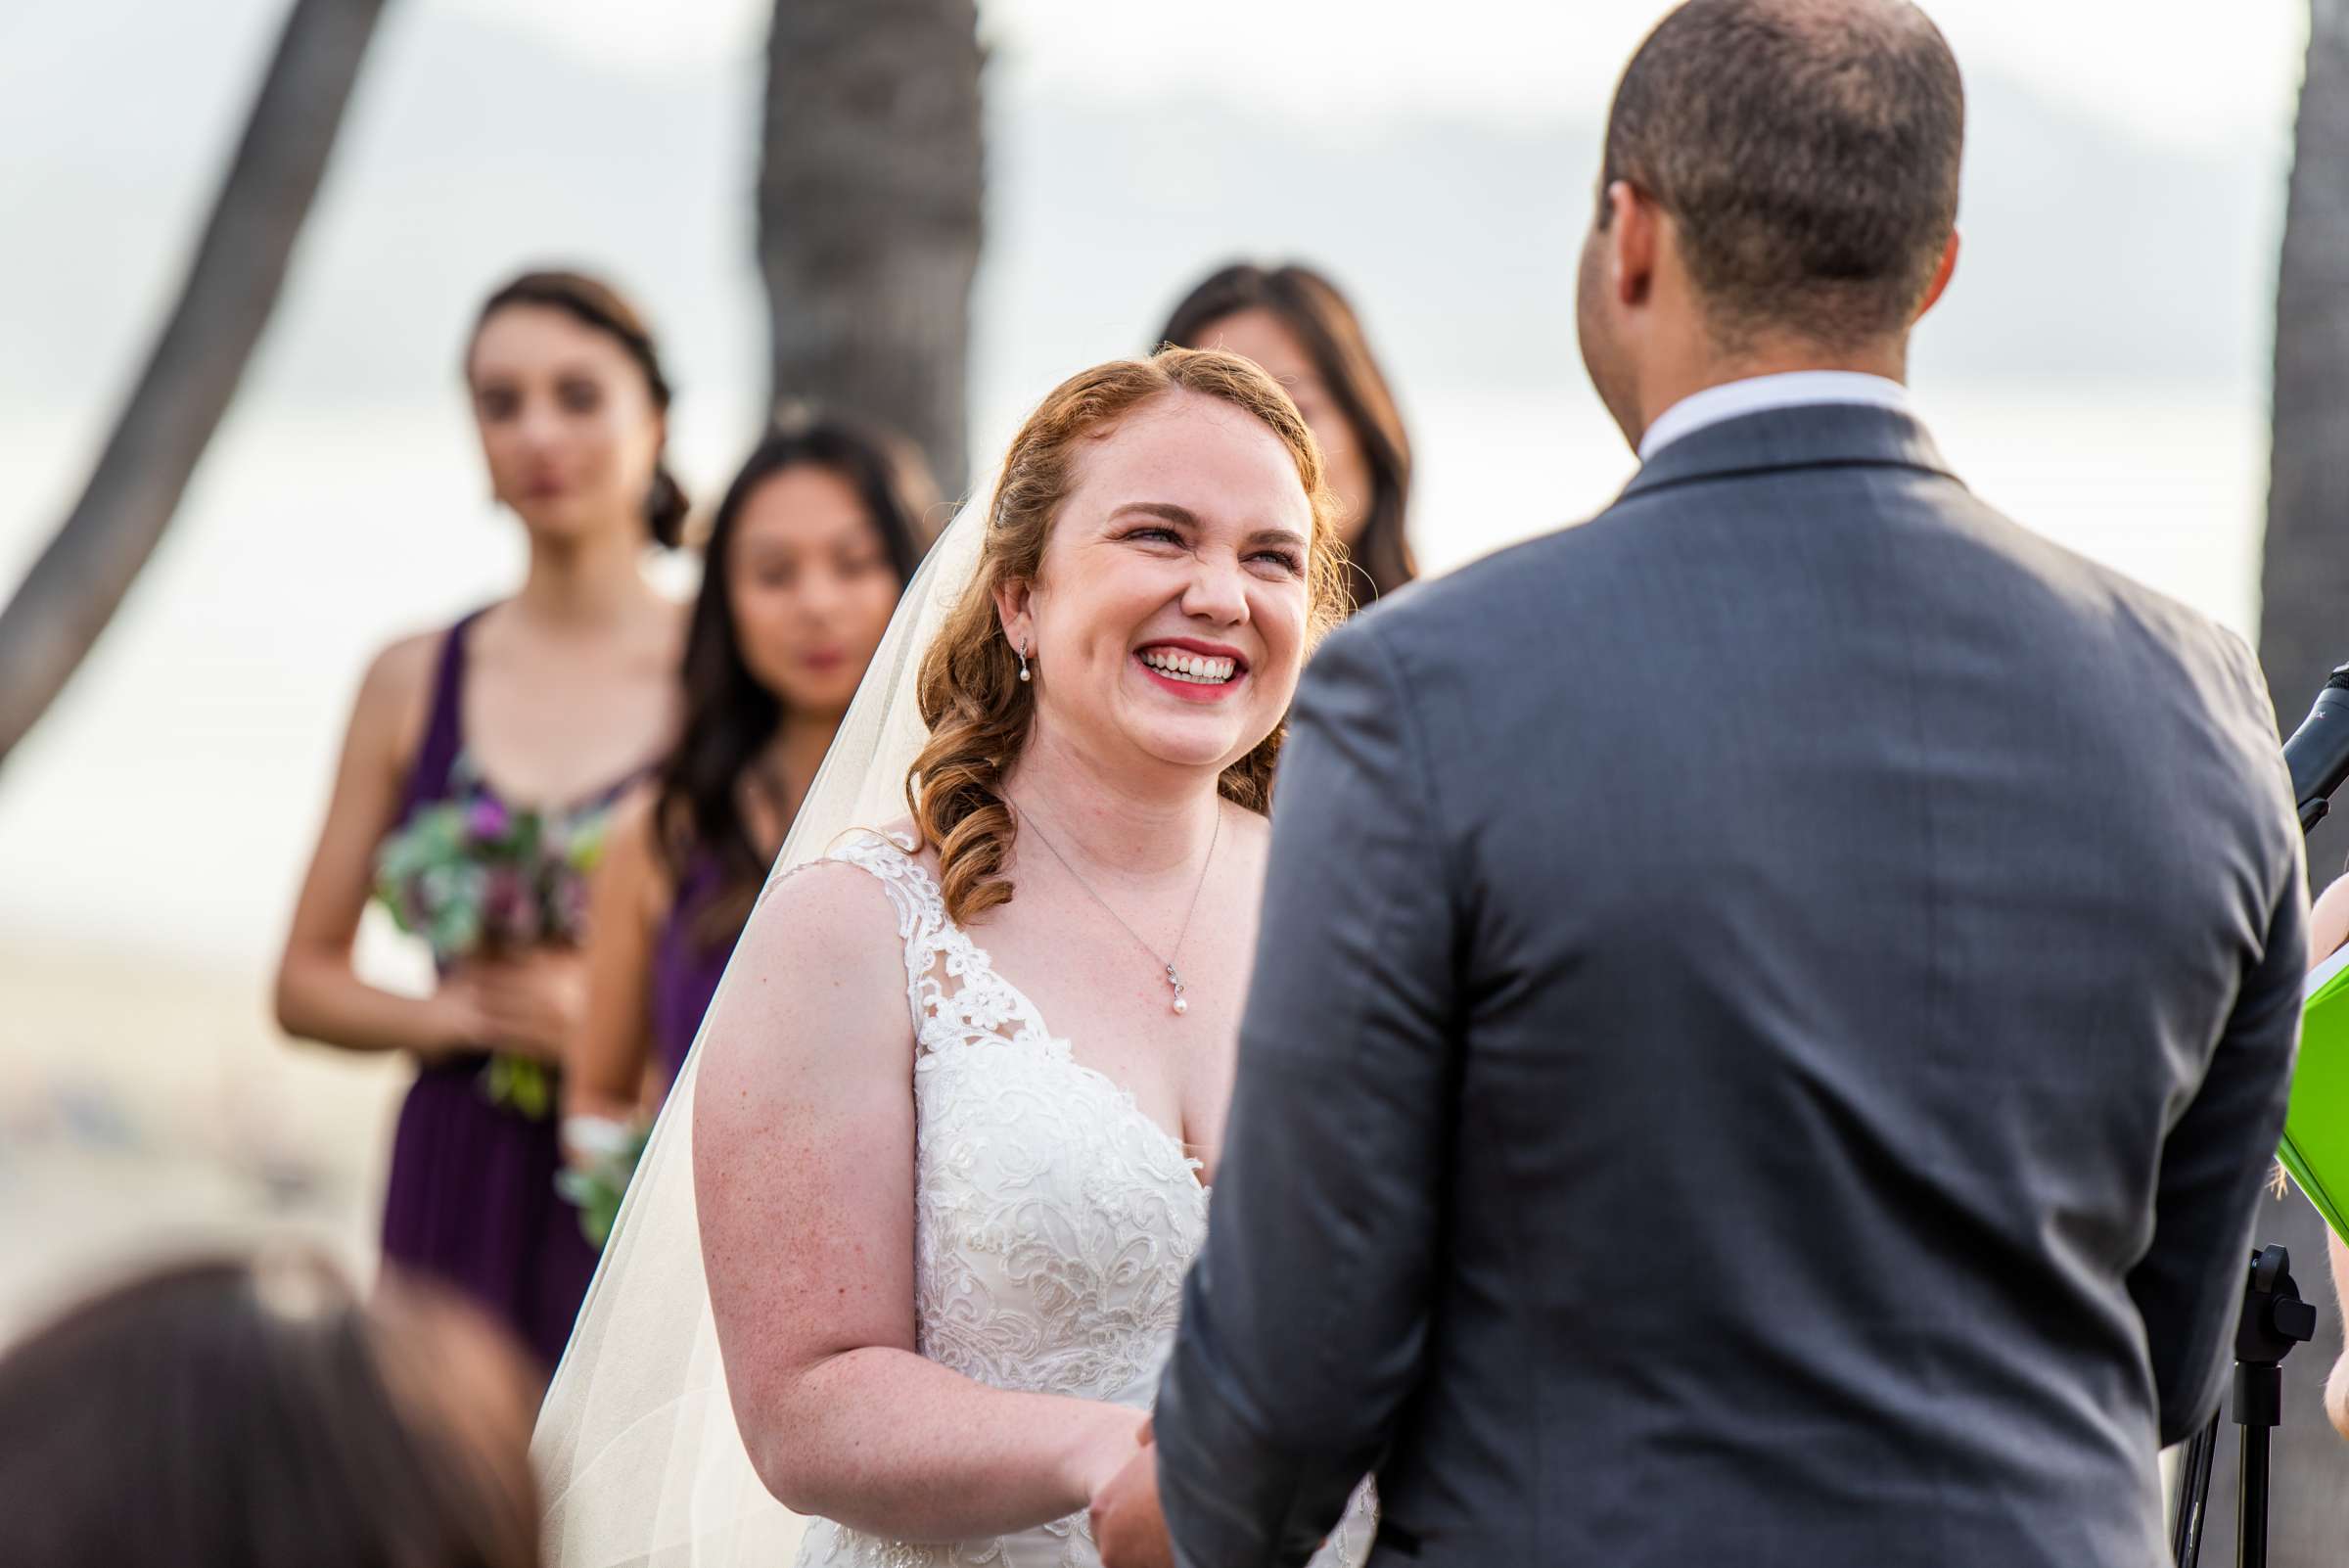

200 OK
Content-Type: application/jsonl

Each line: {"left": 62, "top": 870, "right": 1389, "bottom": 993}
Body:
{"left": 533, "top": 347, "right": 1375, "bottom": 1567}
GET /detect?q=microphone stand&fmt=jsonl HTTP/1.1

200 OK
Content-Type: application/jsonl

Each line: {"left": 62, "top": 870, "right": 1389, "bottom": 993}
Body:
{"left": 2172, "top": 1247, "right": 2316, "bottom": 1568}
{"left": 2284, "top": 662, "right": 2349, "bottom": 836}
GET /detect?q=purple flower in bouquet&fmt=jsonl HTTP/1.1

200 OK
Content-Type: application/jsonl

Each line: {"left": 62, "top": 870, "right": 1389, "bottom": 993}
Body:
{"left": 466, "top": 797, "right": 512, "bottom": 844}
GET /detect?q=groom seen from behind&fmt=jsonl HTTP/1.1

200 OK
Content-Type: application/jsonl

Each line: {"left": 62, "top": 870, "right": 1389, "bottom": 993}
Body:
{"left": 1093, "top": 1, "right": 2307, "bottom": 1565}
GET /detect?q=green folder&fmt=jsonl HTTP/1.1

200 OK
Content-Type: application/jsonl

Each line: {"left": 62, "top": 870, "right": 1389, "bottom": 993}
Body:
{"left": 2280, "top": 945, "right": 2349, "bottom": 1241}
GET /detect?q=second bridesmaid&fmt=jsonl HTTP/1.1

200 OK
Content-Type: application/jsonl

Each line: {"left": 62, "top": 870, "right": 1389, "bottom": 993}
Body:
{"left": 560, "top": 419, "right": 934, "bottom": 1182}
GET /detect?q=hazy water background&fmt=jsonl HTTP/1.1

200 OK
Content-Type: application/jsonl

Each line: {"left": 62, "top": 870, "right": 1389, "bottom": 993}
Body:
{"left": 0, "top": 379, "right": 2272, "bottom": 970}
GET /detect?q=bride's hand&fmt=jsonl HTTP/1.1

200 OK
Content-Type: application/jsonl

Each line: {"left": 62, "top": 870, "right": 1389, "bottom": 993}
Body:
{"left": 1063, "top": 1403, "right": 1149, "bottom": 1503}
{"left": 1089, "top": 1415, "right": 1174, "bottom": 1568}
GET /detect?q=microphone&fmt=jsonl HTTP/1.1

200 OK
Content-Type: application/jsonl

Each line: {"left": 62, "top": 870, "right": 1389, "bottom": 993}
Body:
{"left": 2282, "top": 662, "right": 2349, "bottom": 834}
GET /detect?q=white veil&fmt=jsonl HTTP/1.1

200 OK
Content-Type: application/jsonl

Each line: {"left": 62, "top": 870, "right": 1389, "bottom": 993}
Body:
{"left": 530, "top": 491, "right": 989, "bottom": 1567}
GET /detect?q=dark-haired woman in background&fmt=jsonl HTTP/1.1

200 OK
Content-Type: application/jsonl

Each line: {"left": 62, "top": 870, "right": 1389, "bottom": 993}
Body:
{"left": 275, "top": 269, "right": 687, "bottom": 1372}
{"left": 0, "top": 1251, "right": 541, "bottom": 1568}
{"left": 561, "top": 419, "right": 933, "bottom": 1176}
{"left": 1158, "top": 261, "right": 1417, "bottom": 607}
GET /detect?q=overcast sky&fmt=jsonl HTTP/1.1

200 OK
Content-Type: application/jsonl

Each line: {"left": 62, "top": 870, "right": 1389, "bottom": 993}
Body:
{"left": 433, "top": 0, "right": 2306, "bottom": 146}
{"left": 1, "top": 0, "right": 2304, "bottom": 440}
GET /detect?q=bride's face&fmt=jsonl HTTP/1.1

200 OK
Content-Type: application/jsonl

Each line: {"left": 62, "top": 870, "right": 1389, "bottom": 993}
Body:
{"left": 1005, "top": 391, "right": 1313, "bottom": 780}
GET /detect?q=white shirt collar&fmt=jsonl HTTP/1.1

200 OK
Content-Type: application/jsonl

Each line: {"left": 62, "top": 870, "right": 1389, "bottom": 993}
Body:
{"left": 1636, "top": 371, "right": 1913, "bottom": 462}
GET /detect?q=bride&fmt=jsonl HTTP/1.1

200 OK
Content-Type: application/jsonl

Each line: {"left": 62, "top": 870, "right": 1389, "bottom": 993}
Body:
{"left": 534, "top": 347, "right": 1373, "bottom": 1566}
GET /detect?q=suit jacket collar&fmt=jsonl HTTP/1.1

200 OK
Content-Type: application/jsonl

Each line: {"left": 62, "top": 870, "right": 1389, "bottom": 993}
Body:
{"left": 1617, "top": 402, "right": 1960, "bottom": 505}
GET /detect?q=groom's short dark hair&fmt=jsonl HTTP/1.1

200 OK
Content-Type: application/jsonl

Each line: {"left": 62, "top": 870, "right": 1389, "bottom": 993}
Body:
{"left": 1600, "top": 0, "right": 1964, "bottom": 351}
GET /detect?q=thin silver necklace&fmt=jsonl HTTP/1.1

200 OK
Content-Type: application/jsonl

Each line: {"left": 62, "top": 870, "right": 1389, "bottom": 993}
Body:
{"left": 1012, "top": 797, "right": 1221, "bottom": 1017}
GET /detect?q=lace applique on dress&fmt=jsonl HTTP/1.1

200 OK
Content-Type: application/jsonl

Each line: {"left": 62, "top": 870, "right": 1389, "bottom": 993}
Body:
{"left": 792, "top": 831, "right": 1372, "bottom": 1568}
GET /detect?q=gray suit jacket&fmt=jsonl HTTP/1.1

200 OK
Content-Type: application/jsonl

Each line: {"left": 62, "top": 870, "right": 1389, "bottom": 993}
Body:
{"left": 1153, "top": 404, "right": 2306, "bottom": 1568}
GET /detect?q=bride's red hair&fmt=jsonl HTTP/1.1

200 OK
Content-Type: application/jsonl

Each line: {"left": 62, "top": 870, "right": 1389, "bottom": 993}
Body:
{"left": 906, "top": 348, "right": 1352, "bottom": 924}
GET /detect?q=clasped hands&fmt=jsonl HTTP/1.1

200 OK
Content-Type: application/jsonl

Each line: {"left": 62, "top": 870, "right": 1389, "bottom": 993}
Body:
{"left": 1088, "top": 1416, "right": 1174, "bottom": 1568}
{"left": 434, "top": 947, "right": 587, "bottom": 1062}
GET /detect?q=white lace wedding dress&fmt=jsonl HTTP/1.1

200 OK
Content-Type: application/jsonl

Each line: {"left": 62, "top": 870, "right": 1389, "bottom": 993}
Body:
{"left": 792, "top": 830, "right": 1375, "bottom": 1568}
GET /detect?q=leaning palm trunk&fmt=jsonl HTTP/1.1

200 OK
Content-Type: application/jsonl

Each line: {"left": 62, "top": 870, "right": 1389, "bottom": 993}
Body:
{"left": 2265, "top": 0, "right": 2349, "bottom": 874}
{"left": 759, "top": 0, "right": 984, "bottom": 500}
{"left": 2214, "top": 2, "right": 2349, "bottom": 1560}
{"left": 0, "top": 0, "right": 389, "bottom": 769}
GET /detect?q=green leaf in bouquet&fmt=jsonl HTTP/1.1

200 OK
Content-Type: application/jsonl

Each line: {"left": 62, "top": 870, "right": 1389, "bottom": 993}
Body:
{"left": 480, "top": 1055, "right": 553, "bottom": 1120}
{"left": 512, "top": 1060, "right": 551, "bottom": 1119}
{"left": 406, "top": 805, "right": 465, "bottom": 863}
{"left": 564, "top": 815, "right": 610, "bottom": 874}
{"left": 557, "top": 1167, "right": 622, "bottom": 1249}
{"left": 372, "top": 865, "right": 420, "bottom": 936}
{"left": 429, "top": 870, "right": 485, "bottom": 959}
{"left": 556, "top": 1120, "right": 652, "bottom": 1249}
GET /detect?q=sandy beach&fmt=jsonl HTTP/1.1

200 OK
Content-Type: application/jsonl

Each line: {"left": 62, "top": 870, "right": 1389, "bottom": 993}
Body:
{"left": 0, "top": 934, "right": 411, "bottom": 1336}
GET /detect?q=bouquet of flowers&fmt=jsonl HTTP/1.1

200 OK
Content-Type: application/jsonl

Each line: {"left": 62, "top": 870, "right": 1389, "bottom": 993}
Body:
{"left": 555, "top": 1116, "right": 654, "bottom": 1248}
{"left": 374, "top": 779, "right": 608, "bottom": 1119}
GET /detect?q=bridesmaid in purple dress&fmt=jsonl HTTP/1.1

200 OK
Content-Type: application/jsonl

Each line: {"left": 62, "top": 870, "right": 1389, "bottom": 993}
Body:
{"left": 274, "top": 270, "right": 689, "bottom": 1375}
{"left": 561, "top": 420, "right": 934, "bottom": 1182}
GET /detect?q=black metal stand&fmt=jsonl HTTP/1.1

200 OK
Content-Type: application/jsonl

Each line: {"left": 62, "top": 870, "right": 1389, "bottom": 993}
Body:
{"left": 2173, "top": 1245, "right": 2315, "bottom": 1568}
{"left": 2174, "top": 1408, "right": 2215, "bottom": 1568}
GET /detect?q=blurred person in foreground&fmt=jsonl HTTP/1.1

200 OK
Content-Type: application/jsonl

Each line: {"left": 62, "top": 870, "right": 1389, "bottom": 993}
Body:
{"left": 558, "top": 420, "right": 934, "bottom": 1234}
{"left": 276, "top": 268, "right": 688, "bottom": 1373}
{"left": 1092, "top": 2, "right": 2305, "bottom": 1565}
{"left": 0, "top": 1251, "right": 540, "bottom": 1568}
{"left": 1157, "top": 263, "right": 1416, "bottom": 609}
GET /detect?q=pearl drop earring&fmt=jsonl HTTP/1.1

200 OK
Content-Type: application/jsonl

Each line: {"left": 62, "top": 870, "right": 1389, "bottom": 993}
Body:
{"left": 1018, "top": 640, "right": 1032, "bottom": 683}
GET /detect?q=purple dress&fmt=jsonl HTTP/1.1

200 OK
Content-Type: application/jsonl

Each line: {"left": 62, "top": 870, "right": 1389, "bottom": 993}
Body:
{"left": 376, "top": 610, "right": 638, "bottom": 1375}
{"left": 648, "top": 853, "right": 743, "bottom": 1086}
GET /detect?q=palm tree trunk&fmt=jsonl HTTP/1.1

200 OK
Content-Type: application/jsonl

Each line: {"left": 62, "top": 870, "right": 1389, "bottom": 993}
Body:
{"left": 2210, "top": 6, "right": 2349, "bottom": 1558}
{"left": 0, "top": 0, "right": 389, "bottom": 769}
{"left": 2264, "top": 0, "right": 2349, "bottom": 878}
{"left": 760, "top": 0, "right": 984, "bottom": 500}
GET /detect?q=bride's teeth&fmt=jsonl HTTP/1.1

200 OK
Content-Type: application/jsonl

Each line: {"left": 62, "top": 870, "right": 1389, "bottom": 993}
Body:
{"left": 1140, "top": 649, "right": 1234, "bottom": 684}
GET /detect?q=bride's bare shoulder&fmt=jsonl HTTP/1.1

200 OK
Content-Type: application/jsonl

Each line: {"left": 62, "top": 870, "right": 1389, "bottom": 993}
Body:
{"left": 697, "top": 844, "right": 920, "bottom": 1128}
{"left": 706, "top": 844, "right": 919, "bottom": 1062}
{"left": 749, "top": 818, "right": 937, "bottom": 932}
{"left": 743, "top": 838, "right": 906, "bottom": 945}
{"left": 1225, "top": 802, "right": 1275, "bottom": 869}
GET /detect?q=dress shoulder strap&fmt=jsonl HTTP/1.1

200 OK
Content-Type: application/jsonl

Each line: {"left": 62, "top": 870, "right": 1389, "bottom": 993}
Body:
{"left": 823, "top": 830, "right": 948, "bottom": 1038}
{"left": 399, "top": 607, "right": 488, "bottom": 818}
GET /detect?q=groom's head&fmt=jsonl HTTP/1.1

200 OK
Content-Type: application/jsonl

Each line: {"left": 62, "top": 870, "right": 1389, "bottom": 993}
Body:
{"left": 1577, "top": 0, "right": 1965, "bottom": 447}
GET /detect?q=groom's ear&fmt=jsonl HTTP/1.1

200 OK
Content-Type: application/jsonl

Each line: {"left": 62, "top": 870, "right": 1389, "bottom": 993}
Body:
{"left": 1913, "top": 229, "right": 1961, "bottom": 322}
{"left": 1605, "top": 180, "right": 1658, "bottom": 310}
